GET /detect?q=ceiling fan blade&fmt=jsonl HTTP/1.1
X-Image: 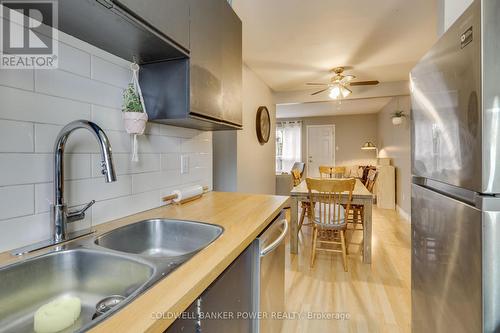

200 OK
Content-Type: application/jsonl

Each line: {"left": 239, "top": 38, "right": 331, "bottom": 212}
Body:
{"left": 349, "top": 80, "right": 380, "bottom": 86}
{"left": 306, "top": 83, "right": 329, "bottom": 86}
{"left": 311, "top": 88, "right": 329, "bottom": 96}
{"left": 340, "top": 75, "right": 356, "bottom": 84}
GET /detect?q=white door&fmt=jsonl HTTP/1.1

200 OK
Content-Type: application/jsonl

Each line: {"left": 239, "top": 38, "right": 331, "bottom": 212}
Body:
{"left": 307, "top": 125, "right": 335, "bottom": 177}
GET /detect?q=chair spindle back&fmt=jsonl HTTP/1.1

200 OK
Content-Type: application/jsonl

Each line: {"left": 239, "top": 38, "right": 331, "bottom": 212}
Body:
{"left": 306, "top": 178, "right": 355, "bottom": 226}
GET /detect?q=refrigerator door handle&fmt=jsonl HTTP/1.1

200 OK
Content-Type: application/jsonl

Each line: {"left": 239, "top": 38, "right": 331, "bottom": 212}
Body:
{"left": 260, "top": 219, "right": 288, "bottom": 257}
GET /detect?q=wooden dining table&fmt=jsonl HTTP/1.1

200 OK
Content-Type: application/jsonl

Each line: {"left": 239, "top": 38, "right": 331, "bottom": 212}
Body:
{"left": 289, "top": 178, "right": 374, "bottom": 264}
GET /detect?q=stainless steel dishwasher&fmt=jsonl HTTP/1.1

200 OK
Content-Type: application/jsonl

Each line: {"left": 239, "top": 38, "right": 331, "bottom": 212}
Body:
{"left": 255, "top": 213, "right": 288, "bottom": 333}
{"left": 166, "top": 213, "right": 288, "bottom": 333}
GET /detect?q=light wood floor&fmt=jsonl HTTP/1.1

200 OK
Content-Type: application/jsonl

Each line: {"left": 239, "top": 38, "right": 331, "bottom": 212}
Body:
{"left": 282, "top": 207, "right": 411, "bottom": 333}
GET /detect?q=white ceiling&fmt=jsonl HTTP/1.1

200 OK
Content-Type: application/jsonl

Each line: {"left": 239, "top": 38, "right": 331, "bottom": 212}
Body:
{"left": 277, "top": 97, "right": 393, "bottom": 119}
{"left": 232, "top": 0, "right": 438, "bottom": 92}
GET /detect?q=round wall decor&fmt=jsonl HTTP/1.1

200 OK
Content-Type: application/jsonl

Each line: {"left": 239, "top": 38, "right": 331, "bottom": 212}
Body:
{"left": 256, "top": 106, "right": 271, "bottom": 144}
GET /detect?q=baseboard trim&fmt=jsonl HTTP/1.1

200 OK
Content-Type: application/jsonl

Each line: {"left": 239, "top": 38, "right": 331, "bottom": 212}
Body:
{"left": 396, "top": 205, "right": 411, "bottom": 223}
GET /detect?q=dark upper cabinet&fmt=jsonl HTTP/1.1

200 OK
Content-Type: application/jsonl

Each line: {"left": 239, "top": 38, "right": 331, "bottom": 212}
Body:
{"left": 189, "top": 0, "right": 224, "bottom": 122}
{"left": 57, "top": 0, "right": 188, "bottom": 64}
{"left": 141, "top": 0, "right": 243, "bottom": 130}
{"left": 112, "top": 0, "right": 190, "bottom": 51}
{"left": 189, "top": 0, "right": 243, "bottom": 128}
{"left": 220, "top": 1, "right": 243, "bottom": 126}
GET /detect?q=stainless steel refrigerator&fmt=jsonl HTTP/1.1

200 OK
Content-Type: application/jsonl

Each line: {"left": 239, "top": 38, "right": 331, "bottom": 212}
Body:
{"left": 411, "top": 0, "right": 500, "bottom": 332}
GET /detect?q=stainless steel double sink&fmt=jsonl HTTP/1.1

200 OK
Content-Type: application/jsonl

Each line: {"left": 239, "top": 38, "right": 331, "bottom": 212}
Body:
{"left": 0, "top": 219, "right": 223, "bottom": 333}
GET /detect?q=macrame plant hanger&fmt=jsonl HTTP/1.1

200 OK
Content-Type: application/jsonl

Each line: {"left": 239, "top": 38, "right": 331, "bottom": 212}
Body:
{"left": 123, "top": 61, "right": 148, "bottom": 162}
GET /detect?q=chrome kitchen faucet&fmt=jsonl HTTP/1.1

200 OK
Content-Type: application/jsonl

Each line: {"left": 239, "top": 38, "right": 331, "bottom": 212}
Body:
{"left": 12, "top": 120, "right": 116, "bottom": 255}
{"left": 53, "top": 120, "right": 117, "bottom": 241}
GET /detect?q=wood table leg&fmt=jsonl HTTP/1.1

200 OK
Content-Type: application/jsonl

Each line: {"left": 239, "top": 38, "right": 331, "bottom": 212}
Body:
{"left": 363, "top": 199, "right": 372, "bottom": 263}
{"left": 290, "top": 196, "right": 299, "bottom": 254}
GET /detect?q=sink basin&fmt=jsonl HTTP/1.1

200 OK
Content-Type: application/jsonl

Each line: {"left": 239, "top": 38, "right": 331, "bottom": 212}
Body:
{"left": 0, "top": 249, "right": 153, "bottom": 333}
{"left": 95, "top": 219, "right": 223, "bottom": 259}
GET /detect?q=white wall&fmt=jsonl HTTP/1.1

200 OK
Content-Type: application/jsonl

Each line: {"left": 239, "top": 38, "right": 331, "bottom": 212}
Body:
{"left": 0, "top": 31, "right": 212, "bottom": 252}
{"left": 237, "top": 65, "right": 276, "bottom": 194}
{"left": 213, "top": 65, "right": 276, "bottom": 194}
{"left": 377, "top": 96, "right": 411, "bottom": 219}
{"left": 437, "top": 0, "right": 473, "bottom": 35}
{"left": 278, "top": 114, "right": 379, "bottom": 173}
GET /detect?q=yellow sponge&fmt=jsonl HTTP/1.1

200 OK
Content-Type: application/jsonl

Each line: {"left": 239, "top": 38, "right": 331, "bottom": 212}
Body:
{"left": 34, "top": 296, "right": 81, "bottom": 333}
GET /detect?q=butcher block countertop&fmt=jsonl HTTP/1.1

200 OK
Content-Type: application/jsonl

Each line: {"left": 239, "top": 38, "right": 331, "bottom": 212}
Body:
{"left": 0, "top": 191, "right": 289, "bottom": 332}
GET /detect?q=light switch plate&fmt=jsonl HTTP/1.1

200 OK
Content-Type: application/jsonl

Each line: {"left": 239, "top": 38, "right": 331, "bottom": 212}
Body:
{"left": 181, "top": 155, "right": 189, "bottom": 174}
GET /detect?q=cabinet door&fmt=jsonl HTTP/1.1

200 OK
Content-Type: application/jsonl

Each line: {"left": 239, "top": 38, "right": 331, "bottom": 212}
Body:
{"left": 221, "top": 2, "right": 242, "bottom": 126}
{"left": 114, "top": 0, "right": 190, "bottom": 50}
{"left": 189, "top": 0, "right": 224, "bottom": 121}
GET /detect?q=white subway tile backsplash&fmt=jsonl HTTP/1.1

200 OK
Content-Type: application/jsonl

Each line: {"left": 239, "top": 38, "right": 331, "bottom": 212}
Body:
{"left": 0, "top": 153, "right": 91, "bottom": 187}
{"left": 161, "top": 153, "right": 181, "bottom": 170}
{"left": 0, "top": 185, "right": 34, "bottom": 220}
{"left": 139, "top": 135, "right": 181, "bottom": 154}
{"left": 91, "top": 105, "right": 123, "bottom": 131}
{"left": 35, "top": 123, "right": 97, "bottom": 153}
{"left": 0, "top": 31, "right": 212, "bottom": 252}
{"left": 0, "top": 120, "right": 34, "bottom": 152}
{"left": 160, "top": 125, "right": 200, "bottom": 138}
{"left": 0, "top": 86, "right": 91, "bottom": 125}
{"left": 57, "top": 30, "right": 130, "bottom": 70}
{"left": 67, "top": 176, "right": 132, "bottom": 207}
{"left": 191, "top": 153, "right": 212, "bottom": 169}
{"left": 91, "top": 56, "right": 130, "bottom": 88}
{"left": 181, "top": 137, "right": 212, "bottom": 153}
{"left": 35, "top": 123, "right": 131, "bottom": 154}
{"left": 58, "top": 42, "right": 91, "bottom": 77}
{"left": 34, "top": 183, "right": 52, "bottom": 214}
{"left": 0, "top": 213, "right": 51, "bottom": 252}
{"left": 91, "top": 153, "right": 161, "bottom": 177}
{"left": 35, "top": 69, "right": 123, "bottom": 108}
{"left": 144, "top": 123, "right": 163, "bottom": 136}
{"left": 36, "top": 175, "right": 132, "bottom": 213}
{"left": 61, "top": 154, "right": 92, "bottom": 181}
{"left": 0, "top": 154, "right": 51, "bottom": 185}
{"left": 0, "top": 68, "right": 34, "bottom": 91}
{"left": 181, "top": 167, "right": 211, "bottom": 185}
{"left": 92, "top": 190, "right": 163, "bottom": 226}
{"left": 131, "top": 170, "right": 181, "bottom": 194}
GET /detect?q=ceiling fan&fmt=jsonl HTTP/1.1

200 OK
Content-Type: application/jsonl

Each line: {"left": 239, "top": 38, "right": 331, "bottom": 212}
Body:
{"left": 307, "top": 67, "right": 379, "bottom": 99}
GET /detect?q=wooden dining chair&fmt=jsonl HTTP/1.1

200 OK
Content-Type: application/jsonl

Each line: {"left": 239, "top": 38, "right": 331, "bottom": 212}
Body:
{"left": 291, "top": 169, "right": 302, "bottom": 187}
{"left": 319, "top": 166, "right": 346, "bottom": 179}
{"left": 306, "top": 177, "right": 356, "bottom": 271}
{"left": 294, "top": 168, "right": 314, "bottom": 232}
{"left": 347, "top": 169, "right": 378, "bottom": 254}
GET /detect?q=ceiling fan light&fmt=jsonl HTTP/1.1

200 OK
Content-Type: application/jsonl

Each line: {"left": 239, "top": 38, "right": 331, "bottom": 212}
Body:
{"left": 340, "top": 85, "right": 352, "bottom": 98}
{"left": 329, "top": 85, "right": 341, "bottom": 99}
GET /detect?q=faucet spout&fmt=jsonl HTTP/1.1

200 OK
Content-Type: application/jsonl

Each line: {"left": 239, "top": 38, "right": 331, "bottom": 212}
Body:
{"left": 53, "top": 120, "right": 116, "bottom": 242}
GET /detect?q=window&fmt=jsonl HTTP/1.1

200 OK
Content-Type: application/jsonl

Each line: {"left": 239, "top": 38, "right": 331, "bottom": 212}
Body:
{"left": 276, "top": 121, "right": 302, "bottom": 173}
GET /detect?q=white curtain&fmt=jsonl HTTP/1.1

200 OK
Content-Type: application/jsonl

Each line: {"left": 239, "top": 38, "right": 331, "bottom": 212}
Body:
{"left": 277, "top": 121, "right": 302, "bottom": 172}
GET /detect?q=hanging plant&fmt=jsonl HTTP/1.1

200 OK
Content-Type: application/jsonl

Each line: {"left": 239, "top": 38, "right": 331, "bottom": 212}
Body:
{"left": 122, "top": 63, "right": 148, "bottom": 162}
{"left": 122, "top": 82, "right": 148, "bottom": 134}
{"left": 123, "top": 83, "right": 144, "bottom": 112}
{"left": 391, "top": 110, "right": 405, "bottom": 125}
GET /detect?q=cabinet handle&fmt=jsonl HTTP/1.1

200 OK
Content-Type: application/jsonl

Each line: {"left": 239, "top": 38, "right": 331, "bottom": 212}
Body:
{"left": 260, "top": 219, "right": 288, "bottom": 257}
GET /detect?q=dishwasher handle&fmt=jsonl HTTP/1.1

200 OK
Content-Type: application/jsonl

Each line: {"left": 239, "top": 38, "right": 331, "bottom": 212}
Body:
{"left": 260, "top": 219, "right": 288, "bottom": 257}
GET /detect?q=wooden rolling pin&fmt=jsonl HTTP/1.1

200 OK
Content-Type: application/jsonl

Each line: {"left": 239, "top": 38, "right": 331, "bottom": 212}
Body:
{"left": 162, "top": 185, "right": 209, "bottom": 205}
